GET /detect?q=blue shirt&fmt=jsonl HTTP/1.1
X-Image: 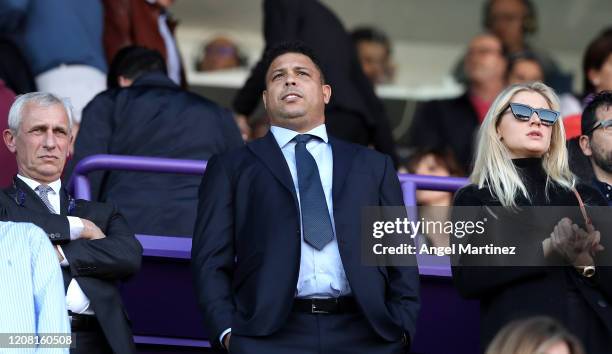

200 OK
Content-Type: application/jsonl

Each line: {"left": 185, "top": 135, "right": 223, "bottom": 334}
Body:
{"left": 592, "top": 177, "right": 612, "bottom": 206}
{"left": 270, "top": 124, "right": 351, "bottom": 298}
{"left": 0, "top": 0, "right": 107, "bottom": 75}
{"left": 0, "top": 222, "right": 70, "bottom": 353}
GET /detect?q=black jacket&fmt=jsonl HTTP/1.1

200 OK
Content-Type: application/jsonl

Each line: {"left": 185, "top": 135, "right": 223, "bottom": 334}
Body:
{"left": 408, "top": 92, "right": 479, "bottom": 173}
{"left": 451, "top": 158, "right": 612, "bottom": 353}
{"left": 65, "top": 72, "right": 243, "bottom": 237}
{"left": 3, "top": 178, "right": 143, "bottom": 354}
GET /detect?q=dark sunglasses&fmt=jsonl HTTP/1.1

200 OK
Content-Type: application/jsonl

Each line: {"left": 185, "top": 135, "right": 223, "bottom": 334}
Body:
{"left": 585, "top": 119, "right": 612, "bottom": 135}
{"left": 506, "top": 103, "right": 560, "bottom": 126}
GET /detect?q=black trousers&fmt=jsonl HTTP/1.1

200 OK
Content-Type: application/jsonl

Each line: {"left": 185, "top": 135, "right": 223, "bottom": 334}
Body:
{"left": 228, "top": 310, "right": 408, "bottom": 354}
{"left": 71, "top": 329, "right": 113, "bottom": 354}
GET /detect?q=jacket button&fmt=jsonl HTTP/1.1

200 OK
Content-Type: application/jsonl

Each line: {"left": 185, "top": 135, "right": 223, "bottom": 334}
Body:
{"left": 598, "top": 300, "right": 608, "bottom": 308}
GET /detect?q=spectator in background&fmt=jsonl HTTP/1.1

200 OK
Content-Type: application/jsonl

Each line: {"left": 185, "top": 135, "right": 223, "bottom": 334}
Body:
{"left": 405, "top": 148, "right": 464, "bottom": 248}
{"left": 351, "top": 26, "right": 395, "bottom": 85}
{"left": 0, "top": 37, "right": 36, "bottom": 94}
{"left": 103, "top": 0, "right": 186, "bottom": 87}
{"left": 482, "top": 0, "right": 570, "bottom": 93}
{"left": 196, "top": 36, "right": 246, "bottom": 72}
{"left": 232, "top": 0, "right": 398, "bottom": 165}
{"left": 578, "top": 91, "right": 612, "bottom": 205}
{"left": 0, "top": 80, "right": 16, "bottom": 187}
{"left": 0, "top": 0, "right": 107, "bottom": 133}
{"left": 65, "top": 46, "right": 243, "bottom": 237}
{"left": 565, "top": 28, "right": 612, "bottom": 172}
{"left": 507, "top": 52, "right": 544, "bottom": 85}
{"left": 0, "top": 221, "right": 70, "bottom": 354}
{"left": 486, "top": 317, "right": 584, "bottom": 354}
{"left": 409, "top": 33, "right": 507, "bottom": 172}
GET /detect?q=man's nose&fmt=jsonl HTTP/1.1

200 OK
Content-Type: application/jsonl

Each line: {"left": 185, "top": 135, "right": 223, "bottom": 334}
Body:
{"left": 284, "top": 74, "right": 297, "bottom": 86}
{"left": 42, "top": 131, "right": 57, "bottom": 148}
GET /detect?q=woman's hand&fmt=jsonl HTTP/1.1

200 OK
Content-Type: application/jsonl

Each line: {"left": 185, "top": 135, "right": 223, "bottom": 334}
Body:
{"left": 549, "top": 218, "right": 603, "bottom": 266}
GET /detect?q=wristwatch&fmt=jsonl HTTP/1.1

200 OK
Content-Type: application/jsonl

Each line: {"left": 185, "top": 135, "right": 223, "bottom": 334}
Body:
{"left": 577, "top": 265, "right": 596, "bottom": 278}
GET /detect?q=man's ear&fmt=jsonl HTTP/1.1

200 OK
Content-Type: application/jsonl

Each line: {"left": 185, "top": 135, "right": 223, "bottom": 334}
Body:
{"left": 588, "top": 68, "right": 601, "bottom": 88}
{"left": 262, "top": 90, "right": 268, "bottom": 110}
{"left": 322, "top": 84, "right": 331, "bottom": 104}
{"left": 3, "top": 129, "right": 16, "bottom": 154}
{"left": 579, "top": 135, "right": 593, "bottom": 156}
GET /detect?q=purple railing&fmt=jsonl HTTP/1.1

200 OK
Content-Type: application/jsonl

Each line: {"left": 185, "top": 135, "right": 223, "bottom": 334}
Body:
{"left": 69, "top": 154, "right": 475, "bottom": 352}
{"left": 69, "top": 154, "right": 469, "bottom": 276}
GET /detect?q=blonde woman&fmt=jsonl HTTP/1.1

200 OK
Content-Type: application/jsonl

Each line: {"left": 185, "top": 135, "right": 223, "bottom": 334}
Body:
{"left": 486, "top": 316, "right": 584, "bottom": 354}
{"left": 451, "top": 82, "right": 612, "bottom": 353}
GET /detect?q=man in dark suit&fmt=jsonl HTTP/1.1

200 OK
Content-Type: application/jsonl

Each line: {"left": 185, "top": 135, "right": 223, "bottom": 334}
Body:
{"left": 2, "top": 92, "right": 142, "bottom": 354}
{"left": 408, "top": 33, "right": 507, "bottom": 172}
{"left": 192, "top": 42, "right": 419, "bottom": 354}
{"left": 64, "top": 46, "right": 243, "bottom": 237}
{"left": 233, "top": 0, "right": 398, "bottom": 165}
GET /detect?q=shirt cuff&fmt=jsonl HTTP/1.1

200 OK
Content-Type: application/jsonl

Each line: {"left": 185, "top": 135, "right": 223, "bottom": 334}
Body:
{"left": 67, "top": 216, "right": 84, "bottom": 240}
{"left": 219, "top": 328, "right": 231, "bottom": 348}
{"left": 57, "top": 246, "right": 69, "bottom": 266}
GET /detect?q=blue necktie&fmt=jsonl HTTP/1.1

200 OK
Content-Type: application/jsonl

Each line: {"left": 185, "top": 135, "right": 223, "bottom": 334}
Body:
{"left": 294, "top": 134, "right": 334, "bottom": 250}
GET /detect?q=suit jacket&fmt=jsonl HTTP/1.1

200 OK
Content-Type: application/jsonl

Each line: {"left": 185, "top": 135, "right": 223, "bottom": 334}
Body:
{"left": 232, "top": 0, "right": 397, "bottom": 164}
{"left": 64, "top": 72, "right": 243, "bottom": 237}
{"left": 192, "top": 132, "right": 420, "bottom": 349}
{"left": 102, "top": 0, "right": 186, "bottom": 87}
{"left": 408, "top": 92, "right": 479, "bottom": 173}
{"left": 3, "top": 178, "right": 143, "bottom": 354}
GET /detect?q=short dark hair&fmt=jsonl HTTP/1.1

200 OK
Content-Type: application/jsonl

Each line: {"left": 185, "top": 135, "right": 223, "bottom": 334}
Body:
{"left": 107, "top": 46, "right": 167, "bottom": 89}
{"left": 582, "top": 27, "right": 612, "bottom": 95}
{"left": 261, "top": 41, "right": 326, "bottom": 84}
{"left": 351, "top": 26, "right": 392, "bottom": 56}
{"left": 506, "top": 51, "right": 545, "bottom": 81}
{"left": 582, "top": 90, "right": 612, "bottom": 136}
{"left": 483, "top": 0, "right": 538, "bottom": 35}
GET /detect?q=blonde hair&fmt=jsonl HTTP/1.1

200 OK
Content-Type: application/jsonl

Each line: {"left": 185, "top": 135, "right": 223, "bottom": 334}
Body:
{"left": 486, "top": 316, "right": 584, "bottom": 354}
{"left": 471, "top": 82, "right": 575, "bottom": 208}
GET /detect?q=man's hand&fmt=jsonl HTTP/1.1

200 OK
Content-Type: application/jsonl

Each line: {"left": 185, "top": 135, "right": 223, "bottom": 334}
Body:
{"left": 80, "top": 219, "right": 106, "bottom": 240}
{"left": 223, "top": 333, "right": 231, "bottom": 351}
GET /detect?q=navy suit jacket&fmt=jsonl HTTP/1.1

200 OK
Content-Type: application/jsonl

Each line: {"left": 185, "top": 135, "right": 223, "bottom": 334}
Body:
{"left": 192, "top": 132, "right": 419, "bottom": 348}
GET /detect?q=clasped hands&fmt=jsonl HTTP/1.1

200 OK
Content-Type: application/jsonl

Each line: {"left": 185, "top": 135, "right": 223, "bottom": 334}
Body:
{"left": 544, "top": 217, "right": 604, "bottom": 267}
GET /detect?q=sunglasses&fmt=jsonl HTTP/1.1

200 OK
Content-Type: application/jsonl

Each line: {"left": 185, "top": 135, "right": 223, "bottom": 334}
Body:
{"left": 506, "top": 103, "right": 560, "bottom": 126}
{"left": 585, "top": 119, "right": 612, "bottom": 135}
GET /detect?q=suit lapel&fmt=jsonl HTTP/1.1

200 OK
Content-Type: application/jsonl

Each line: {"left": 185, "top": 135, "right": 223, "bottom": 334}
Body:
{"left": 59, "top": 188, "right": 69, "bottom": 215}
{"left": 248, "top": 132, "right": 298, "bottom": 203}
{"left": 9, "top": 177, "right": 51, "bottom": 214}
{"left": 329, "top": 137, "right": 357, "bottom": 205}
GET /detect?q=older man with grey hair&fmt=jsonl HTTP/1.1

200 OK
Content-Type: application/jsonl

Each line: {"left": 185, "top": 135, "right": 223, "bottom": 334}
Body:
{"left": 1, "top": 92, "right": 142, "bottom": 354}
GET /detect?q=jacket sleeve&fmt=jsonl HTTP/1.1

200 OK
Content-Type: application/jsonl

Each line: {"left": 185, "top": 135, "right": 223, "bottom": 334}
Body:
{"left": 450, "top": 186, "right": 550, "bottom": 299}
{"left": 1, "top": 192, "right": 71, "bottom": 244}
{"left": 191, "top": 155, "right": 236, "bottom": 346}
{"left": 60, "top": 203, "right": 142, "bottom": 280}
{"left": 379, "top": 155, "right": 420, "bottom": 345}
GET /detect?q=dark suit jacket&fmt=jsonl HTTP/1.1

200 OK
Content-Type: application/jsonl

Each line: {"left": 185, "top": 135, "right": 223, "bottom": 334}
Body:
{"left": 192, "top": 132, "right": 419, "bottom": 349}
{"left": 408, "top": 92, "right": 479, "bottom": 173}
{"left": 64, "top": 72, "right": 243, "bottom": 237}
{"left": 232, "top": 0, "right": 397, "bottom": 164}
{"left": 3, "top": 178, "right": 142, "bottom": 354}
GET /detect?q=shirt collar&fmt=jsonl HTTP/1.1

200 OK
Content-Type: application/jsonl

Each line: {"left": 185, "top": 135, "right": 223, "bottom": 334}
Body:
{"left": 17, "top": 175, "right": 62, "bottom": 194}
{"left": 270, "top": 124, "right": 329, "bottom": 149}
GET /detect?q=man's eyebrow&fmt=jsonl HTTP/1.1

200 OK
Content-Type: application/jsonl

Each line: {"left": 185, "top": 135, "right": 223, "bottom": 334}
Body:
{"left": 28, "top": 124, "right": 49, "bottom": 131}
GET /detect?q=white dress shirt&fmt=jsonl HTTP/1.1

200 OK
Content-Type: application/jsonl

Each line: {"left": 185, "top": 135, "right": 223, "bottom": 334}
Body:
{"left": 17, "top": 175, "right": 94, "bottom": 315}
{"left": 158, "top": 12, "right": 182, "bottom": 85}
